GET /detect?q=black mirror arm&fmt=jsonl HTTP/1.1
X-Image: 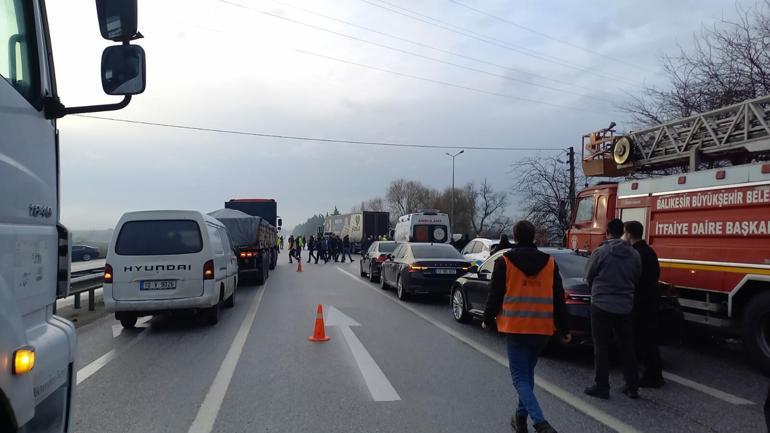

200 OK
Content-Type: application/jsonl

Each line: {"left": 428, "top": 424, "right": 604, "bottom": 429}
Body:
{"left": 44, "top": 95, "right": 132, "bottom": 120}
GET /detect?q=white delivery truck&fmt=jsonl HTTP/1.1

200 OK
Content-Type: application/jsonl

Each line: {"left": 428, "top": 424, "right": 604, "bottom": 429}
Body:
{"left": 393, "top": 210, "right": 451, "bottom": 243}
{"left": 1, "top": 1, "right": 146, "bottom": 431}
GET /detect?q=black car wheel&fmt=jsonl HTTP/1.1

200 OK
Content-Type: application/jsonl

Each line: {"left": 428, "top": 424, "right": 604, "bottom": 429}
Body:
{"left": 360, "top": 261, "right": 366, "bottom": 277}
{"left": 380, "top": 269, "right": 389, "bottom": 290}
{"left": 82, "top": 253, "right": 92, "bottom": 261}
{"left": 396, "top": 275, "right": 409, "bottom": 301}
{"left": 742, "top": 292, "right": 770, "bottom": 374}
{"left": 369, "top": 264, "right": 378, "bottom": 283}
{"left": 451, "top": 287, "right": 471, "bottom": 323}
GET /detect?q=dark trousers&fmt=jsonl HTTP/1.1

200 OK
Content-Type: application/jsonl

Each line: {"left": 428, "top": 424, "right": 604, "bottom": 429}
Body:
{"left": 307, "top": 249, "right": 317, "bottom": 263}
{"left": 634, "top": 309, "right": 663, "bottom": 381}
{"left": 340, "top": 246, "right": 353, "bottom": 262}
{"left": 591, "top": 305, "right": 639, "bottom": 390}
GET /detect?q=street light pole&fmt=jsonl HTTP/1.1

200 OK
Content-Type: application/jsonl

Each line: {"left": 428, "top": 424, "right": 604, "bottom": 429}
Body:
{"left": 445, "top": 150, "right": 464, "bottom": 233}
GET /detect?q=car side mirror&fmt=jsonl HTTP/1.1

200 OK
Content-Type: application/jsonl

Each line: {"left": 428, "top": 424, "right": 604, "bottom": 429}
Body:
{"left": 97, "top": 0, "right": 139, "bottom": 41}
{"left": 479, "top": 269, "right": 491, "bottom": 280}
{"left": 101, "top": 45, "right": 146, "bottom": 95}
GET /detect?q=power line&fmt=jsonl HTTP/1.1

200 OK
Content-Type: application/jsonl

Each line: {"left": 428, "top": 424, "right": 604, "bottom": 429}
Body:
{"left": 72, "top": 115, "right": 564, "bottom": 152}
{"left": 218, "top": 0, "right": 613, "bottom": 105}
{"left": 292, "top": 48, "right": 606, "bottom": 114}
{"left": 447, "top": 0, "right": 653, "bottom": 73}
{"left": 354, "top": 0, "right": 643, "bottom": 88}
{"left": 261, "top": 0, "right": 614, "bottom": 96}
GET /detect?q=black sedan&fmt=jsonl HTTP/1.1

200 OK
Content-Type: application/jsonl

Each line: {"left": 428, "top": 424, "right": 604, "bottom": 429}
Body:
{"left": 450, "top": 247, "right": 682, "bottom": 345}
{"left": 72, "top": 244, "right": 100, "bottom": 262}
{"left": 360, "top": 241, "right": 398, "bottom": 282}
{"left": 379, "top": 243, "right": 471, "bottom": 301}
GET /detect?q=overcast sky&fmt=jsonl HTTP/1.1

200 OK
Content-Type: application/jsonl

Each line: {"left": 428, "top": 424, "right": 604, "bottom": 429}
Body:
{"left": 48, "top": 0, "right": 746, "bottom": 231}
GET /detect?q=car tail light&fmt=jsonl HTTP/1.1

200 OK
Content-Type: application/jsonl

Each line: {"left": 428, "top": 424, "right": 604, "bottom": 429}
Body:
{"left": 564, "top": 287, "right": 590, "bottom": 304}
{"left": 104, "top": 264, "right": 113, "bottom": 283}
{"left": 203, "top": 260, "right": 215, "bottom": 280}
{"left": 408, "top": 265, "right": 428, "bottom": 272}
{"left": 376, "top": 254, "right": 388, "bottom": 263}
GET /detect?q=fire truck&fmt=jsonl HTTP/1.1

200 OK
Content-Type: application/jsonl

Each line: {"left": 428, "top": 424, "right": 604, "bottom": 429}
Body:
{"left": 566, "top": 95, "right": 770, "bottom": 371}
{"left": 1, "top": 1, "right": 145, "bottom": 431}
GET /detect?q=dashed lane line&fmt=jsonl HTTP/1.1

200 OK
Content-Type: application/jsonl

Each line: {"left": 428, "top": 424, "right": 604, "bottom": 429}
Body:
{"left": 337, "top": 267, "right": 641, "bottom": 433}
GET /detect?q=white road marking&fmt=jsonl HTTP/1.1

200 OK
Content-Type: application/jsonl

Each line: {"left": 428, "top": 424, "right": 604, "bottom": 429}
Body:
{"left": 112, "top": 316, "right": 151, "bottom": 338}
{"left": 662, "top": 371, "right": 755, "bottom": 405}
{"left": 337, "top": 267, "right": 641, "bottom": 433}
{"left": 187, "top": 284, "right": 268, "bottom": 433}
{"left": 325, "top": 306, "right": 400, "bottom": 402}
{"left": 77, "top": 328, "right": 149, "bottom": 385}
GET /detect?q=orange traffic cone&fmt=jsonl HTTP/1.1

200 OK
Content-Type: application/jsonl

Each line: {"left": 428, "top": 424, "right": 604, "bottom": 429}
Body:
{"left": 297, "top": 260, "right": 303, "bottom": 272}
{"left": 308, "top": 304, "right": 330, "bottom": 342}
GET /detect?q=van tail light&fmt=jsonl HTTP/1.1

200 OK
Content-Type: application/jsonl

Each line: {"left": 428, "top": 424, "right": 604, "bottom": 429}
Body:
{"left": 203, "top": 260, "right": 215, "bottom": 280}
{"left": 104, "top": 264, "right": 113, "bottom": 283}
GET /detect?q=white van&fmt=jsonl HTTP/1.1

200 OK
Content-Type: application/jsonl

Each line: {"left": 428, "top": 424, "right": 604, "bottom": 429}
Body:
{"left": 393, "top": 210, "right": 451, "bottom": 243}
{"left": 104, "top": 210, "right": 238, "bottom": 327}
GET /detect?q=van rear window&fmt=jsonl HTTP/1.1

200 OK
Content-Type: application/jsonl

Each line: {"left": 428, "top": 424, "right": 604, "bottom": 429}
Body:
{"left": 115, "top": 220, "right": 203, "bottom": 255}
{"left": 413, "top": 224, "right": 448, "bottom": 243}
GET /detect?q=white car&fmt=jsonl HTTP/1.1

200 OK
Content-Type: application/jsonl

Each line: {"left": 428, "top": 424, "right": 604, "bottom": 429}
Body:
{"left": 460, "top": 238, "right": 500, "bottom": 267}
{"left": 104, "top": 210, "right": 238, "bottom": 327}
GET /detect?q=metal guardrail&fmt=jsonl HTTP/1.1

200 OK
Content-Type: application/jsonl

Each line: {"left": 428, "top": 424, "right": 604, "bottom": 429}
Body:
{"left": 56, "top": 267, "right": 105, "bottom": 313}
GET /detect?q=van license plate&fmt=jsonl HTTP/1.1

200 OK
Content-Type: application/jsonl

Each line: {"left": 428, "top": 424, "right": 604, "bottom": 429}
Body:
{"left": 435, "top": 269, "right": 455, "bottom": 275}
{"left": 140, "top": 280, "right": 177, "bottom": 290}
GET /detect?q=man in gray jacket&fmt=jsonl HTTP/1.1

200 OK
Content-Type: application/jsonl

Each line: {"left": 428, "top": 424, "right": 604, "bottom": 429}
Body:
{"left": 584, "top": 218, "right": 642, "bottom": 399}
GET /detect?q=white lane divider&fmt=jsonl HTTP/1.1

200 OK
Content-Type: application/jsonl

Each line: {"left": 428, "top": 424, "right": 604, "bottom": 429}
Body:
{"left": 187, "top": 284, "right": 268, "bottom": 433}
{"left": 325, "top": 305, "right": 401, "bottom": 402}
{"left": 337, "top": 267, "right": 641, "bottom": 433}
{"left": 662, "top": 371, "right": 754, "bottom": 405}
{"left": 77, "top": 327, "right": 149, "bottom": 385}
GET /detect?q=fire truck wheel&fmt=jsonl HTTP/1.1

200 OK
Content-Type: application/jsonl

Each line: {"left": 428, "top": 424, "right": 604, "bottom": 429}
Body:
{"left": 742, "top": 292, "right": 770, "bottom": 374}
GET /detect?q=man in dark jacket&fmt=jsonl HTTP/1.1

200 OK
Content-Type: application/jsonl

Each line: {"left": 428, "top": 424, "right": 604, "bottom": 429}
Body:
{"left": 624, "top": 220, "right": 664, "bottom": 388}
{"left": 306, "top": 236, "right": 317, "bottom": 264}
{"left": 584, "top": 218, "right": 642, "bottom": 399}
{"left": 340, "top": 235, "right": 354, "bottom": 263}
{"left": 483, "top": 220, "right": 571, "bottom": 433}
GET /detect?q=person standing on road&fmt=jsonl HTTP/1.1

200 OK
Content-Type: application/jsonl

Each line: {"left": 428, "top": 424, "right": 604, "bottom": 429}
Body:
{"left": 307, "top": 236, "right": 317, "bottom": 264}
{"left": 288, "top": 235, "right": 295, "bottom": 263}
{"left": 624, "top": 221, "right": 665, "bottom": 388}
{"left": 331, "top": 235, "right": 340, "bottom": 262}
{"left": 482, "top": 220, "right": 571, "bottom": 433}
{"left": 584, "top": 218, "right": 642, "bottom": 400}
{"left": 340, "top": 235, "right": 354, "bottom": 263}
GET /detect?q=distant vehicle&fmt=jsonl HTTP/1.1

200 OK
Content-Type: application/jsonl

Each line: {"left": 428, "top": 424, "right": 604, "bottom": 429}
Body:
{"left": 104, "top": 210, "right": 238, "bottom": 328}
{"left": 393, "top": 210, "right": 451, "bottom": 243}
{"left": 460, "top": 238, "right": 499, "bottom": 266}
{"left": 450, "top": 248, "right": 682, "bottom": 345}
{"left": 379, "top": 243, "right": 470, "bottom": 301}
{"left": 209, "top": 208, "right": 276, "bottom": 284}
{"left": 225, "top": 198, "right": 282, "bottom": 228}
{"left": 72, "top": 244, "right": 100, "bottom": 262}
{"left": 359, "top": 241, "right": 398, "bottom": 282}
{"left": 324, "top": 211, "right": 390, "bottom": 252}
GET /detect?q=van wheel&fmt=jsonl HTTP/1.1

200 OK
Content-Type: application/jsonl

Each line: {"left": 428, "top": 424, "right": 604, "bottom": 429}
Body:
{"left": 205, "top": 301, "right": 221, "bottom": 325}
{"left": 119, "top": 314, "right": 137, "bottom": 329}
{"left": 742, "top": 292, "right": 770, "bottom": 374}
{"left": 225, "top": 284, "right": 235, "bottom": 308}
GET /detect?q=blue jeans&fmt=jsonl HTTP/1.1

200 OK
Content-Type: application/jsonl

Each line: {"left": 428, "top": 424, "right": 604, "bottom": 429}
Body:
{"left": 506, "top": 334, "right": 547, "bottom": 424}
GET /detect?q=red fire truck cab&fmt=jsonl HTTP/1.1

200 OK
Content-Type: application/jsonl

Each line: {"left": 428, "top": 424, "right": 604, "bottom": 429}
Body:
{"left": 567, "top": 162, "right": 770, "bottom": 371}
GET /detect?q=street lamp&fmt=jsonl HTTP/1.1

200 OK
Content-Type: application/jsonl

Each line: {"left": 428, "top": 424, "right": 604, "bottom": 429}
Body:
{"left": 445, "top": 150, "right": 464, "bottom": 234}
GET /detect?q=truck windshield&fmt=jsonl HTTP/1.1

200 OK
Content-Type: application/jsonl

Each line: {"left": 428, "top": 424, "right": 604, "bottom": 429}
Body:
{"left": 115, "top": 220, "right": 203, "bottom": 255}
{"left": 0, "top": 0, "right": 39, "bottom": 104}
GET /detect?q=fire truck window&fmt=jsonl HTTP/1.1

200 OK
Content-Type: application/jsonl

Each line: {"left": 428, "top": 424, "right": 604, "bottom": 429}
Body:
{"left": 575, "top": 197, "right": 595, "bottom": 222}
{"left": 596, "top": 195, "right": 609, "bottom": 226}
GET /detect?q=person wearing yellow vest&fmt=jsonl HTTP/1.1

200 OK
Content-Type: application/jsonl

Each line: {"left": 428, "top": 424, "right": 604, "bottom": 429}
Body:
{"left": 482, "top": 221, "right": 571, "bottom": 433}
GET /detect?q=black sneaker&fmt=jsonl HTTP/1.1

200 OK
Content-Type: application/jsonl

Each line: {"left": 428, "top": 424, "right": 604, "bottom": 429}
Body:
{"left": 639, "top": 376, "right": 665, "bottom": 389}
{"left": 510, "top": 415, "right": 528, "bottom": 433}
{"left": 584, "top": 384, "right": 609, "bottom": 399}
{"left": 621, "top": 385, "right": 640, "bottom": 399}
{"left": 533, "top": 421, "right": 558, "bottom": 433}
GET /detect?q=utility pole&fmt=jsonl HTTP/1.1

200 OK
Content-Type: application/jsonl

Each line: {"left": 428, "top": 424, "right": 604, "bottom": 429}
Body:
{"left": 568, "top": 146, "right": 576, "bottom": 213}
{"left": 445, "top": 150, "right": 465, "bottom": 233}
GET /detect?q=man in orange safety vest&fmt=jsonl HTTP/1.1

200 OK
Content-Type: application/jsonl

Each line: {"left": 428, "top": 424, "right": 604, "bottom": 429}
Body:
{"left": 483, "top": 220, "right": 571, "bottom": 433}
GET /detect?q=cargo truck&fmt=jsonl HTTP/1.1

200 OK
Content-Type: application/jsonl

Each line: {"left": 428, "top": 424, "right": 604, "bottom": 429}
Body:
{"left": 324, "top": 211, "right": 390, "bottom": 252}
{"left": 1, "top": 1, "right": 147, "bottom": 431}
{"left": 567, "top": 95, "right": 770, "bottom": 371}
{"left": 208, "top": 208, "right": 277, "bottom": 285}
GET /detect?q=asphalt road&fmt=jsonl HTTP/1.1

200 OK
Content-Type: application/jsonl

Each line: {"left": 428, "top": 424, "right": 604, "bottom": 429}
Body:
{"left": 72, "top": 250, "right": 768, "bottom": 433}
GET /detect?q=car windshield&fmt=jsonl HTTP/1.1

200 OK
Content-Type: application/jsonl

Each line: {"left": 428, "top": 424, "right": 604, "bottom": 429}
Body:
{"left": 115, "top": 220, "right": 202, "bottom": 255}
{"left": 378, "top": 242, "right": 397, "bottom": 253}
{"left": 552, "top": 253, "right": 588, "bottom": 279}
{"left": 411, "top": 244, "right": 464, "bottom": 259}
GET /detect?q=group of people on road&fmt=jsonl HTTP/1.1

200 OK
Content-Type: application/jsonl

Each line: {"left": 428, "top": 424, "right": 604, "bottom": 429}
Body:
{"left": 482, "top": 218, "right": 664, "bottom": 433}
{"left": 286, "top": 233, "right": 355, "bottom": 264}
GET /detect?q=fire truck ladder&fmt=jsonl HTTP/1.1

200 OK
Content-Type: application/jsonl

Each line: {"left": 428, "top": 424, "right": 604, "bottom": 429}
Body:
{"left": 582, "top": 95, "right": 770, "bottom": 175}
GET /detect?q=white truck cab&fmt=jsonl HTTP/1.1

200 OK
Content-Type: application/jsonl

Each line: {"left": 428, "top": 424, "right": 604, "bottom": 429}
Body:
{"left": 394, "top": 210, "right": 451, "bottom": 243}
{"left": 104, "top": 211, "right": 238, "bottom": 327}
{"left": 1, "top": 1, "right": 146, "bottom": 431}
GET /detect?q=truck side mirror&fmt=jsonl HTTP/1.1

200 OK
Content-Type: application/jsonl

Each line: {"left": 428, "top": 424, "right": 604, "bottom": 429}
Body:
{"left": 101, "top": 45, "right": 146, "bottom": 95}
{"left": 96, "top": 0, "right": 139, "bottom": 41}
{"left": 278, "top": 218, "right": 283, "bottom": 228}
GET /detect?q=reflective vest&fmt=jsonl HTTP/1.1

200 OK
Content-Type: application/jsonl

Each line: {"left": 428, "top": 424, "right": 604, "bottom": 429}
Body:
{"left": 496, "top": 256, "right": 556, "bottom": 335}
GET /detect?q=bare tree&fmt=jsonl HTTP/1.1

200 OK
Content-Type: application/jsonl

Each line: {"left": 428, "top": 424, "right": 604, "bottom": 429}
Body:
{"left": 385, "top": 179, "right": 436, "bottom": 217}
{"left": 511, "top": 156, "right": 584, "bottom": 245}
{"left": 364, "top": 197, "right": 386, "bottom": 212}
{"left": 469, "top": 179, "right": 509, "bottom": 237}
{"left": 623, "top": 1, "right": 770, "bottom": 127}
